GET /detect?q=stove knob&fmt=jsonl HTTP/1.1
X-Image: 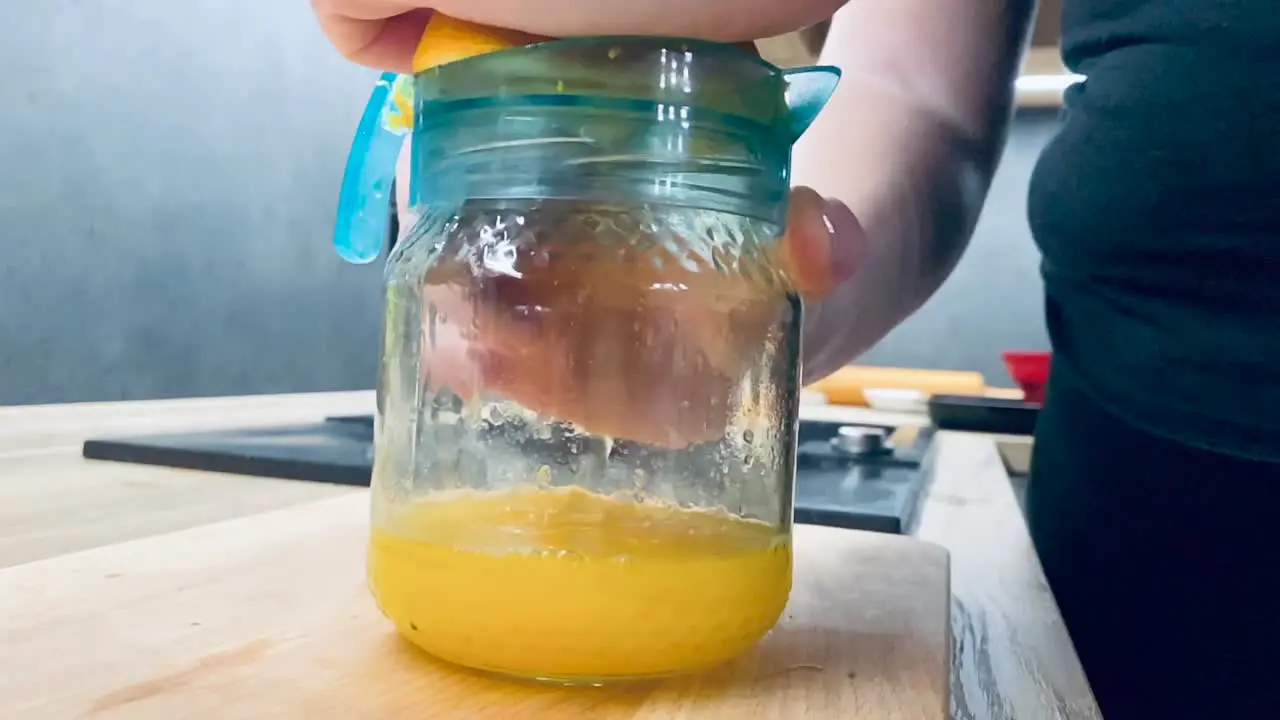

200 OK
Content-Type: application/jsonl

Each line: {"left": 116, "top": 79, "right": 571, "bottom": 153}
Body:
{"left": 833, "top": 426, "right": 890, "bottom": 457}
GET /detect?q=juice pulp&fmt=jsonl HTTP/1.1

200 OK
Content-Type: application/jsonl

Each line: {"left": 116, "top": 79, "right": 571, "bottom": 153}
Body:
{"left": 367, "top": 485, "right": 792, "bottom": 681}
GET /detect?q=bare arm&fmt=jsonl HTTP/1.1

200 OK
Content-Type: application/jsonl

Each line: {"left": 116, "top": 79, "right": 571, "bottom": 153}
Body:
{"left": 322, "top": 0, "right": 1033, "bottom": 383}
{"left": 795, "top": 0, "right": 1036, "bottom": 381}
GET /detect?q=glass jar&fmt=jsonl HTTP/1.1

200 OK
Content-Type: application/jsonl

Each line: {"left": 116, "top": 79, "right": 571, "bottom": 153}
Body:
{"left": 337, "top": 37, "right": 838, "bottom": 683}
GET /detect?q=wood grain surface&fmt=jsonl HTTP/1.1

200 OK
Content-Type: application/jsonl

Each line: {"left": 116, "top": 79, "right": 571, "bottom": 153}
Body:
{"left": 0, "top": 392, "right": 370, "bottom": 568}
{"left": 0, "top": 391, "right": 1100, "bottom": 719}
{"left": 0, "top": 493, "right": 950, "bottom": 719}
{"left": 916, "top": 434, "right": 1098, "bottom": 720}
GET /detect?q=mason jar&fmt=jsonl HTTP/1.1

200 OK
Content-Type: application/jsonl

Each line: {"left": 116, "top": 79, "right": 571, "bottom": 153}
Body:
{"left": 342, "top": 36, "right": 838, "bottom": 683}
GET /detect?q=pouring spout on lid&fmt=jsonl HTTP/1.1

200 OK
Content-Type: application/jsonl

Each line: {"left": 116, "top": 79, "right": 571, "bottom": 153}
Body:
{"left": 781, "top": 66, "right": 841, "bottom": 141}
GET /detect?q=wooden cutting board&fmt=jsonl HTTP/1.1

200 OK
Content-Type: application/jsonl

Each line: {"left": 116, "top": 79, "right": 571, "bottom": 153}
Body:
{"left": 809, "top": 365, "right": 988, "bottom": 407}
{"left": 0, "top": 493, "right": 950, "bottom": 719}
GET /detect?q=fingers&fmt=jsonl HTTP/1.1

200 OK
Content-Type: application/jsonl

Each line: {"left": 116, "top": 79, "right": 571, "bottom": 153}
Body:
{"left": 314, "top": 0, "right": 846, "bottom": 72}
{"left": 312, "top": 0, "right": 430, "bottom": 71}
{"left": 422, "top": 286, "right": 735, "bottom": 447}
{"left": 781, "top": 186, "right": 866, "bottom": 298}
{"left": 419, "top": 254, "right": 747, "bottom": 447}
{"left": 430, "top": 0, "right": 845, "bottom": 44}
{"left": 475, "top": 329, "right": 733, "bottom": 448}
{"left": 408, "top": 188, "right": 867, "bottom": 448}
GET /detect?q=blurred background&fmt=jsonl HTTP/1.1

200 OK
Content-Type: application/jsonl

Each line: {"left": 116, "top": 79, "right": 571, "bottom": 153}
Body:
{"left": 0, "top": 2, "right": 1062, "bottom": 407}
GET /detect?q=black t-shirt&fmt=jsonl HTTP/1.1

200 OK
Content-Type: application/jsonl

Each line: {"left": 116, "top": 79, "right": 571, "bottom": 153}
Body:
{"left": 1027, "top": 0, "right": 1280, "bottom": 460}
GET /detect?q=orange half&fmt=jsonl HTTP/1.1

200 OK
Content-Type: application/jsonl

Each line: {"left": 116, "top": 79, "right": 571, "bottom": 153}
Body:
{"left": 412, "top": 16, "right": 761, "bottom": 73}
{"left": 412, "top": 15, "right": 548, "bottom": 72}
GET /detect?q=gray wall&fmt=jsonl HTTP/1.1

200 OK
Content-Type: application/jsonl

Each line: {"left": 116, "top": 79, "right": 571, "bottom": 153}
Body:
{"left": 861, "top": 113, "right": 1060, "bottom": 386}
{"left": 0, "top": 1, "right": 384, "bottom": 406}
{"left": 0, "top": 1, "right": 1060, "bottom": 404}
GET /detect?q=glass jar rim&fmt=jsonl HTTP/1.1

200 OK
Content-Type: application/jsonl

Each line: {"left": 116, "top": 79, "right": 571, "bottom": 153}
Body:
{"left": 413, "top": 36, "right": 798, "bottom": 137}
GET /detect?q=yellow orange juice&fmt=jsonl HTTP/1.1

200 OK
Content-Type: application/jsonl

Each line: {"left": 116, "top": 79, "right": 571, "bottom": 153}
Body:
{"left": 367, "top": 485, "right": 791, "bottom": 681}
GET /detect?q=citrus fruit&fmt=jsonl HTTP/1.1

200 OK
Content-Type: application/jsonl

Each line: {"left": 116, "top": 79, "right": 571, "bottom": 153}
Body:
{"left": 412, "top": 15, "right": 548, "bottom": 72}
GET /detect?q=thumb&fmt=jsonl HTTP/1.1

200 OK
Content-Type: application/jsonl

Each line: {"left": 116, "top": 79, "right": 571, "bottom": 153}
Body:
{"left": 781, "top": 186, "right": 866, "bottom": 298}
{"left": 314, "top": 3, "right": 433, "bottom": 72}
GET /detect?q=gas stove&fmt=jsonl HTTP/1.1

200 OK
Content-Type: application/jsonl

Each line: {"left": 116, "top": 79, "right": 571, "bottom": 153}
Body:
{"left": 83, "top": 414, "right": 932, "bottom": 534}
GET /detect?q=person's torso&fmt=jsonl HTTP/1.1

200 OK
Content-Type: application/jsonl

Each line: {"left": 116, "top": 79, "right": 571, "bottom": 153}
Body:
{"left": 1027, "top": 0, "right": 1280, "bottom": 460}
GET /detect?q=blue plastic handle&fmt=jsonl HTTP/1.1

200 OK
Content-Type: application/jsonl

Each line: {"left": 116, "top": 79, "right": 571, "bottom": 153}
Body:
{"left": 333, "top": 72, "right": 410, "bottom": 264}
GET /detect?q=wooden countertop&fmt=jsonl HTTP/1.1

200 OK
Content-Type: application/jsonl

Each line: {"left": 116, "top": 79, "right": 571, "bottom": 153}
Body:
{"left": 1, "top": 497, "right": 951, "bottom": 719}
{"left": 0, "top": 392, "right": 1100, "bottom": 719}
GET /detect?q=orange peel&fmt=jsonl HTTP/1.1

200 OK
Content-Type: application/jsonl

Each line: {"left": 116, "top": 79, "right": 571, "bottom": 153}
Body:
{"left": 412, "top": 15, "right": 548, "bottom": 73}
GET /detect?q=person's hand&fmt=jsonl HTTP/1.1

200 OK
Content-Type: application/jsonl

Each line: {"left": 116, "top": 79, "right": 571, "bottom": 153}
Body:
{"left": 312, "top": 0, "right": 847, "bottom": 72}
{"left": 320, "top": 1, "right": 865, "bottom": 446}
{"left": 399, "top": 184, "right": 866, "bottom": 448}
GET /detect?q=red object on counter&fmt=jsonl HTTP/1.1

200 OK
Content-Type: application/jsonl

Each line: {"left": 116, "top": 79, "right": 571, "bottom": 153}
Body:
{"left": 1002, "top": 351, "right": 1052, "bottom": 404}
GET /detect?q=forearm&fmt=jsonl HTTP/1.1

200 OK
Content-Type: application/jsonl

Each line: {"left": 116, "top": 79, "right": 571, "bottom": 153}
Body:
{"left": 795, "top": 0, "right": 1035, "bottom": 381}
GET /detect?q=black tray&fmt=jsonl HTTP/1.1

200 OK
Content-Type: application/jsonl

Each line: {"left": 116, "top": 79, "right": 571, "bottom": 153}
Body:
{"left": 83, "top": 416, "right": 934, "bottom": 534}
{"left": 928, "top": 394, "right": 1040, "bottom": 436}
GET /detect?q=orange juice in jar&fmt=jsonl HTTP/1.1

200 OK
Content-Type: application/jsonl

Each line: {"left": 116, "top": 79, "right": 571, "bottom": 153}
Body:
{"left": 337, "top": 30, "right": 838, "bottom": 683}
{"left": 368, "top": 485, "right": 792, "bottom": 680}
